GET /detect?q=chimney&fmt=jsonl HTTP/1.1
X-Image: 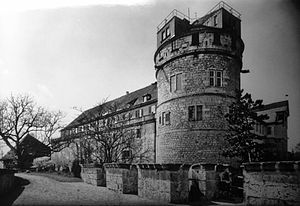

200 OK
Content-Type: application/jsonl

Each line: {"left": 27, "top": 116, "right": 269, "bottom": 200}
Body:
{"left": 126, "top": 91, "right": 129, "bottom": 95}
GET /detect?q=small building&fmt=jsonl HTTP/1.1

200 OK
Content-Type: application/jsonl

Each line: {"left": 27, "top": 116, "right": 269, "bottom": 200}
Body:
{"left": 253, "top": 101, "right": 289, "bottom": 160}
{"left": 0, "top": 134, "right": 51, "bottom": 169}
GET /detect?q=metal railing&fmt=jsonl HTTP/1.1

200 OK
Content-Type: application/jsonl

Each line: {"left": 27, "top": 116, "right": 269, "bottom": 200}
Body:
{"left": 206, "top": 1, "right": 241, "bottom": 19}
{"left": 157, "top": 9, "right": 191, "bottom": 31}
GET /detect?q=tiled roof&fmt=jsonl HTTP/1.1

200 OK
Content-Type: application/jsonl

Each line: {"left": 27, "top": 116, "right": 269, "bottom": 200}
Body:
{"left": 63, "top": 82, "right": 157, "bottom": 130}
{"left": 255, "top": 101, "right": 289, "bottom": 113}
{"left": 255, "top": 101, "right": 289, "bottom": 123}
{"left": 192, "top": 9, "right": 219, "bottom": 26}
{"left": 1, "top": 134, "right": 51, "bottom": 160}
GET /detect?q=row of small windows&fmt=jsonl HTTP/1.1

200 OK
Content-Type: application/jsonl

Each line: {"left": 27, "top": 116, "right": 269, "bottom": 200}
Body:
{"left": 63, "top": 105, "right": 156, "bottom": 136}
{"left": 254, "top": 123, "right": 276, "bottom": 137}
{"left": 158, "top": 105, "right": 204, "bottom": 126}
{"left": 169, "top": 70, "right": 223, "bottom": 93}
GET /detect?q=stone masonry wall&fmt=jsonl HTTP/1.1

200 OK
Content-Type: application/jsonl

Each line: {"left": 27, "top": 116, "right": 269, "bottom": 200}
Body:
{"left": 104, "top": 164, "right": 138, "bottom": 194}
{"left": 81, "top": 167, "right": 106, "bottom": 186}
{"left": 138, "top": 164, "right": 190, "bottom": 203}
{"left": 155, "top": 51, "right": 240, "bottom": 164}
{"left": 243, "top": 161, "right": 300, "bottom": 206}
{"left": 0, "top": 169, "right": 16, "bottom": 195}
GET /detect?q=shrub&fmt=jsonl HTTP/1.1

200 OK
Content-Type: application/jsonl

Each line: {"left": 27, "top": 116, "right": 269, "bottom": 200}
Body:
{"left": 32, "top": 156, "right": 55, "bottom": 172}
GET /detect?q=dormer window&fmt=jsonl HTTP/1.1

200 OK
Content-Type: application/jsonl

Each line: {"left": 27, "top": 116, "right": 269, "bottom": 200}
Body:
{"left": 276, "top": 112, "right": 285, "bottom": 123}
{"left": 143, "top": 94, "right": 151, "bottom": 102}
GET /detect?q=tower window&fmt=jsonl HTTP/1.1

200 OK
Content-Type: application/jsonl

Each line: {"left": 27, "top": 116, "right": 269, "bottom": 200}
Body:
{"left": 188, "top": 105, "right": 203, "bottom": 121}
{"left": 162, "top": 112, "right": 165, "bottom": 125}
{"left": 136, "top": 128, "right": 141, "bottom": 138}
{"left": 166, "top": 27, "right": 170, "bottom": 37}
{"left": 176, "top": 73, "right": 182, "bottom": 90}
{"left": 172, "top": 40, "right": 179, "bottom": 51}
{"left": 188, "top": 106, "right": 195, "bottom": 121}
{"left": 209, "top": 71, "right": 215, "bottom": 86}
{"left": 162, "top": 27, "right": 170, "bottom": 42}
{"left": 213, "top": 33, "right": 221, "bottom": 45}
{"left": 191, "top": 33, "right": 199, "bottom": 46}
{"left": 162, "top": 31, "right": 166, "bottom": 41}
{"left": 170, "top": 73, "right": 183, "bottom": 92}
{"left": 165, "top": 112, "right": 170, "bottom": 125}
{"left": 216, "top": 71, "right": 222, "bottom": 87}
{"left": 196, "top": 105, "right": 203, "bottom": 121}
{"left": 209, "top": 70, "right": 223, "bottom": 87}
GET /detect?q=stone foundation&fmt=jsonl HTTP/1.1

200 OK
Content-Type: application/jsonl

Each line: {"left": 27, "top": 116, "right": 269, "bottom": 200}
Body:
{"left": 81, "top": 166, "right": 106, "bottom": 186}
{"left": 104, "top": 164, "right": 138, "bottom": 194}
{"left": 243, "top": 161, "right": 300, "bottom": 206}
{"left": 0, "top": 169, "right": 16, "bottom": 195}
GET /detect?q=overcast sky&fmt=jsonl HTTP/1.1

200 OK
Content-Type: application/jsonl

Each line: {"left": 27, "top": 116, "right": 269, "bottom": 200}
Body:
{"left": 0, "top": 0, "right": 299, "bottom": 151}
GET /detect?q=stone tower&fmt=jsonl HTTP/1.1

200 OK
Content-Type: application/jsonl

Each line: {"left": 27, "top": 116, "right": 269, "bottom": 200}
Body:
{"left": 154, "top": 2, "right": 244, "bottom": 164}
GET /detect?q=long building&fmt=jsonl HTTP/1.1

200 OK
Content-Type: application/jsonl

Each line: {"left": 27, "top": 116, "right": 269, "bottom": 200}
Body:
{"left": 55, "top": 2, "right": 289, "bottom": 164}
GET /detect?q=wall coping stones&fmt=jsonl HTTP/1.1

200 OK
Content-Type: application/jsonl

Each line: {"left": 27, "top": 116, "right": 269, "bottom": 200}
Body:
{"left": 137, "top": 164, "right": 191, "bottom": 171}
{"left": 242, "top": 161, "right": 300, "bottom": 172}
{"left": 104, "top": 163, "right": 132, "bottom": 169}
{"left": 82, "top": 163, "right": 103, "bottom": 168}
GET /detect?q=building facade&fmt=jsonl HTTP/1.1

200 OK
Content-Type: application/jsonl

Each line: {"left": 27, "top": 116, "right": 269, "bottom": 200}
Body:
{"left": 55, "top": 2, "right": 288, "bottom": 165}
{"left": 253, "top": 101, "right": 289, "bottom": 160}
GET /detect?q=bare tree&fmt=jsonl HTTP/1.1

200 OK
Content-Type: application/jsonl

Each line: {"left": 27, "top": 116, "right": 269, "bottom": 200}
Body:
{"left": 68, "top": 100, "right": 150, "bottom": 164}
{"left": 38, "top": 110, "right": 66, "bottom": 152}
{"left": 0, "top": 94, "right": 64, "bottom": 168}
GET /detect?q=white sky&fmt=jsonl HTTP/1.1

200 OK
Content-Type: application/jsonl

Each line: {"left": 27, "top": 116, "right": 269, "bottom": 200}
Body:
{"left": 0, "top": 0, "right": 299, "bottom": 151}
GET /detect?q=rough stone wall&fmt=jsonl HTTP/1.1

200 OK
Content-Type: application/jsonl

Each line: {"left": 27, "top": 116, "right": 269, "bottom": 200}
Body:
{"left": 243, "top": 161, "right": 300, "bottom": 206}
{"left": 156, "top": 93, "right": 234, "bottom": 163}
{"left": 155, "top": 28, "right": 241, "bottom": 164}
{"left": 104, "top": 164, "right": 138, "bottom": 194}
{"left": 0, "top": 169, "right": 16, "bottom": 195}
{"left": 81, "top": 167, "right": 106, "bottom": 186}
{"left": 137, "top": 164, "right": 190, "bottom": 203}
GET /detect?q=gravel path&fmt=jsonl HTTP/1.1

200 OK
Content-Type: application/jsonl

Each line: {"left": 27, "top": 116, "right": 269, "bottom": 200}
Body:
{"left": 12, "top": 173, "right": 173, "bottom": 206}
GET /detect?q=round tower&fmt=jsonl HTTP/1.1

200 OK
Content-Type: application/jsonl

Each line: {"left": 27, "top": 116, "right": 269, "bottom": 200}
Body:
{"left": 154, "top": 4, "right": 244, "bottom": 164}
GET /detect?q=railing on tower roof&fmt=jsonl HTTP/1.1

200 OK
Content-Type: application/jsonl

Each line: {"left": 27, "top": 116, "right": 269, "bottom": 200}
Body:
{"left": 157, "top": 9, "right": 192, "bottom": 32}
{"left": 206, "top": 1, "right": 241, "bottom": 19}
